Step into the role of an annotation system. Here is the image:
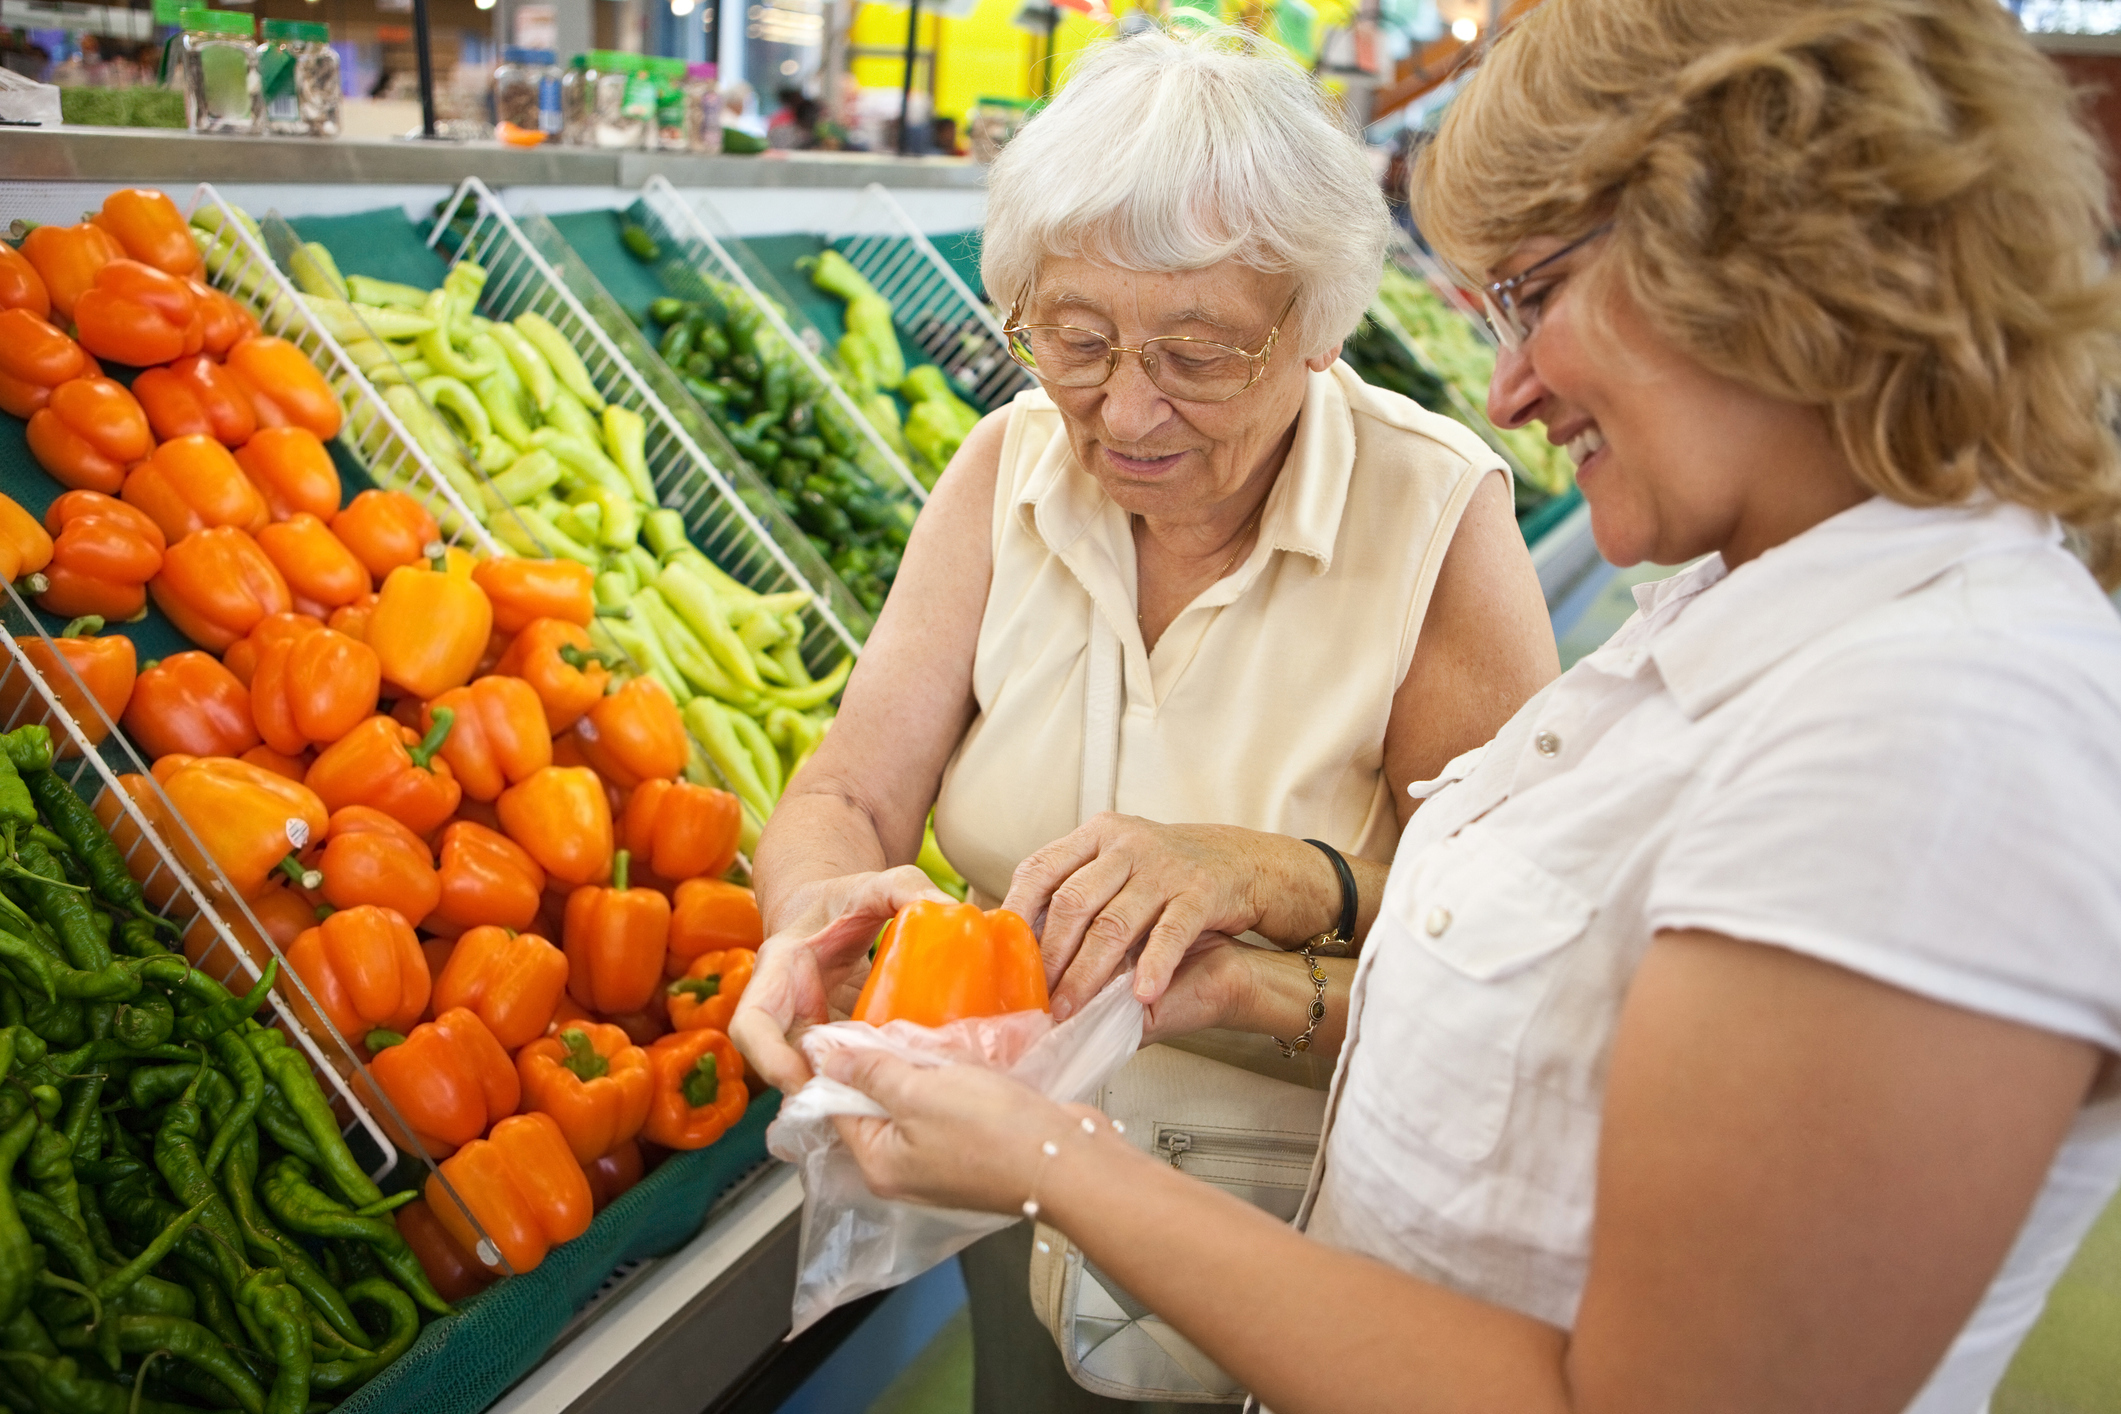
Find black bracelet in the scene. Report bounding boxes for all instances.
[1302,838,1358,951]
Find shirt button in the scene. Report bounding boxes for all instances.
[1534,730,1562,757]
[1424,907,1452,937]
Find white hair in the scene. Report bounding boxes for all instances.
[980,25,1388,359]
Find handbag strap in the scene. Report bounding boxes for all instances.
[1078,606,1123,826]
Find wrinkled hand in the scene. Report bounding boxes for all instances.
[821,1044,1087,1214]
[1002,815,1272,1019]
[1139,934,1254,1046]
[729,864,950,1093]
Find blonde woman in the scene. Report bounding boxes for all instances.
[801,3,2121,1412]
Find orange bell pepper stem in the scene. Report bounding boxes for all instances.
[666,879,763,980]
[851,900,1051,1028]
[422,675,551,804]
[432,821,545,933]
[573,677,688,792]
[0,308,99,421]
[0,491,55,588]
[255,514,371,618]
[431,924,568,1048]
[0,618,139,752]
[365,1005,519,1154]
[330,490,437,581]
[25,376,153,496]
[38,490,163,621]
[224,335,341,440]
[187,279,256,359]
[368,558,493,701]
[495,765,613,889]
[159,755,329,901]
[643,1028,747,1150]
[131,355,258,448]
[584,1137,644,1213]
[92,189,202,279]
[562,849,669,1015]
[0,243,51,320]
[251,625,381,757]
[122,433,271,544]
[666,947,756,1033]
[120,650,258,760]
[19,221,122,324]
[149,525,291,653]
[516,1022,654,1165]
[494,618,609,733]
[221,611,323,687]
[305,712,464,838]
[74,258,203,367]
[396,1197,496,1302]
[623,780,742,887]
[471,558,595,634]
[235,426,340,524]
[284,902,429,1045]
[426,1110,593,1275]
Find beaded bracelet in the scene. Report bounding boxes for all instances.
[1024,1113,1125,1252]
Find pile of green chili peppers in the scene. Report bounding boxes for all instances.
[0,725,450,1414]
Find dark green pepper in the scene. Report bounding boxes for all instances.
[222,1125,369,1350]
[115,1314,267,1414]
[238,1270,313,1414]
[658,319,695,365]
[10,838,110,971]
[110,990,173,1049]
[309,1277,418,1394]
[20,767,170,938]
[244,1030,380,1208]
[258,1158,451,1318]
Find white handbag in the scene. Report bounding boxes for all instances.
[1025,609,1331,1403]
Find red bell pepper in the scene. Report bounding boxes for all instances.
[305,713,463,838]
[131,355,258,447]
[38,491,164,622]
[19,221,122,324]
[366,1005,519,1154]
[424,1111,593,1275]
[642,1029,747,1150]
[73,259,202,367]
[621,780,741,887]
[572,677,688,792]
[122,433,271,544]
[255,514,371,619]
[432,821,546,933]
[0,309,98,421]
[423,675,551,803]
[397,1198,496,1301]
[0,243,50,319]
[225,335,341,441]
[24,377,151,495]
[149,525,291,652]
[431,924,568,1048]
[284,902,430,1044]
[496,765,613,888]
[91,189,202,278]
[234,426,340,524]
[583,1138,644,1213]
[250,625,382,756]
[120,650,258,760]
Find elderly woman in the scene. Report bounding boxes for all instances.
[787,2,2121,1412]
[733,26,1556,1411]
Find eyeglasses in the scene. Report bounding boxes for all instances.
[1003,291,1297,404]
[1479,224,1612,351]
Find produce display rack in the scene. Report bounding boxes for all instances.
[824,181,1034,415]
[635,174,931,506]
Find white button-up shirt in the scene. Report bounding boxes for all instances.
[1301,496,2121,1413]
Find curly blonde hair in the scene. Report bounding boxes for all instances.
[1415,0,2121,584]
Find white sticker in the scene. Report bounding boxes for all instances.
[476,1239,501,1266]
[284,818,310,850]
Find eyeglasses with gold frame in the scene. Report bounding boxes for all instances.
[1002,291,1298,404]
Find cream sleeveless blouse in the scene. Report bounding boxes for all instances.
[932,361,1503,903]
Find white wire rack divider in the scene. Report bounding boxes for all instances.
[823,182,1032,415]
[430,177,870,671]
[638,175,929,505]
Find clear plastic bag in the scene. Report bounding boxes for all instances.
[766,975,1146,1333]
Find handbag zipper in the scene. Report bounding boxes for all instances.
[1154,1127,1317,1170]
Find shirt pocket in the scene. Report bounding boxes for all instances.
[1367,827,1593,1164]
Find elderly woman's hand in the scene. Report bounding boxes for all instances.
[729,864,952,1093]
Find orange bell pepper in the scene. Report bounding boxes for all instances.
[602,993,670,1049]
[331,490,436,581]
[187,280,257,359]
[516,1022,653,1164]
[365,1005,518,1154]
[122,434,270,544]
[255,514,370,618]
[327,593,377,644]
[494,619,609,733]
[424,1110,593,1275]
[433,821,545,932]
[396,1197,496,1301]
[368,556,493,701]
[121,651,257,760]
[91,189,202,278]
[38,491,163,621]
[19,221,122,324]
[666,879,763,980]
[251,625,380,757]
[240,744,312,781]
[222,612,323,687]
[583,1137,644,1213]
[283,902,429,1043]
[305,713,462,838]
[224,335,341,441]
[430,924,567,1048]
[0,617,137,751]
[25,376,152,495]
[572,677,688,792]
[471,558,595,634]
[642,1028,747,1150]
[0,243,50,319]
[422,675,550,803]
[0,492,54,587]
[149,526,290,653]
[497,766,612,889]
[234,426,340,524]
[622,780,741,887]
[159,755,329,900]
[548,991,594,1033]
[0,309,98,421]
[666,947,755,1033]
[131,355,257,448]
[563,851,668,1016]
[852,900,1050,1028]
[310,806,440,926]
[74,259,202,367]
[183,879,313,991]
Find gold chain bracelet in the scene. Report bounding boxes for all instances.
[1272,941,1331,1057]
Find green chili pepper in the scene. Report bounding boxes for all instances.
[114,1313,267,1414]
[618,222,660,262]
[254,1079,323,1169]
[0,727,51,773]
[150,1064,251,1297]
[415,288,495,382]
[244,1031,381,1208]
[763,653,853,710]
[347,275,430,310]
[0,1353,196,1414]
[15,1188,98,1284]
[600,404,656,504]
[173,959,276,1044]
[309,1277,419,1394]
[487,320,556,414]
[237,1269,313,1414]
[170,1261,247,1354]
[221,1124,369,1351]
[515,311,605,411]
[60,1071,101,1162]
[204,1030,262,1178]
[0,757,35,837]
[114,917,167,959]
[658,562,765,692]
[658,319,695,365]
[0,1106,42,1325]
[108,991,172,1050]
[96,1201,206,1304]
[11,839,109,971]
[475,367,534,451]
[27,1109,83,1233]
[0,927,60,1002]
[258,1158,452,1318]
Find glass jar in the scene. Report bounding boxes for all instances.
[295,24,341,137]
[589,50,647,150]
[682,62,720,153]
[493,46,555,135]
[260,20,339,137]
[559,54,594,146]
[651,57,688,151]
[178,7,260,135]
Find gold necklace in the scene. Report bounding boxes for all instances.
[1135,496,1268,622]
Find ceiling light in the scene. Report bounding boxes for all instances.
[1450,16,1477,41]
